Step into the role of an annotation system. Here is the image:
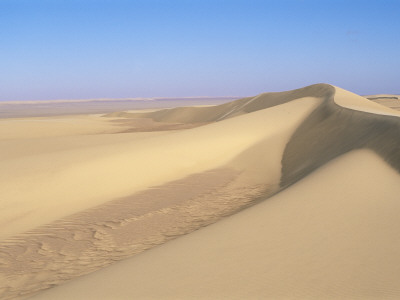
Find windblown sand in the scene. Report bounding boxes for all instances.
[1,84,400,299]
[31,150,400,300]
[366,94,400,111]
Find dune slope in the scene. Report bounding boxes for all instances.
[31,150,400,300]
[281,86,400,187]
[106,83,400,188]
[0,97,320,299]
[1,84,400,299]
[104,83,334,123]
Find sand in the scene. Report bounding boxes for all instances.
[0,97,319,240]
[31,150,400,300]
[334,88,400,116]
[1,84,400,299]
[365,94,400,111]
[0,97,237,118]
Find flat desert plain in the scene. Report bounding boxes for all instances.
[1,84,400,299]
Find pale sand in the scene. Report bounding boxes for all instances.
[0,97,320,299]
[0,97,319,241]
[1,84,400,299]
[333,87,400,116]
[30,149,400,300]
[0,97,237,118]
[0,114,131,140]
[0,131,167,161]
[365,94,400,111]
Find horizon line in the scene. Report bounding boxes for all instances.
[0,95,245,105]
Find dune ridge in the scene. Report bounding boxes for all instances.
[106,83,400,187]
[32,149,400,300]
[281,85,400,187]
[0,96,320,299]
[1,84,400,299]
[104,84,334,123]
[31,149,400,300]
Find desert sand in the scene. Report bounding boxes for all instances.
[1,84,400,299]
[30,149,400,300]
[0,97,237,118]
[366,94,400,111]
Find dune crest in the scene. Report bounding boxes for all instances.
[334,87,400,116]
[1,84,400,299]
[31,149,400,300]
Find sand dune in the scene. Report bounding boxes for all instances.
[31,150,400,300]
[0,97,319,239]
[1,84,400,299]
[366,94,400,111]
[103,83,335,123]
[0,97,237,118]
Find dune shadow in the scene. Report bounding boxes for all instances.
[281,87,400,188]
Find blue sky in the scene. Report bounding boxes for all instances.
[1,0,399,100]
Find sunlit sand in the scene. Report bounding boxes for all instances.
[1,84,400,299]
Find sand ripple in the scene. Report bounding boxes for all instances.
[0,168,270,300]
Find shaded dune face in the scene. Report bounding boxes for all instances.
[0,169,269,300]
[2,84,400,300]
[121,82,400,189]
[281,86,400,188]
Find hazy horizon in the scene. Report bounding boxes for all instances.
[0,95,242,103]
[1,88,398,104]
[1,0,399,101]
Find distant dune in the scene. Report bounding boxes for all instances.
[366,94,400,111]
[0,96,238,118]
[1,84,400,299]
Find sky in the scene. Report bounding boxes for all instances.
[1,0,399,101]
